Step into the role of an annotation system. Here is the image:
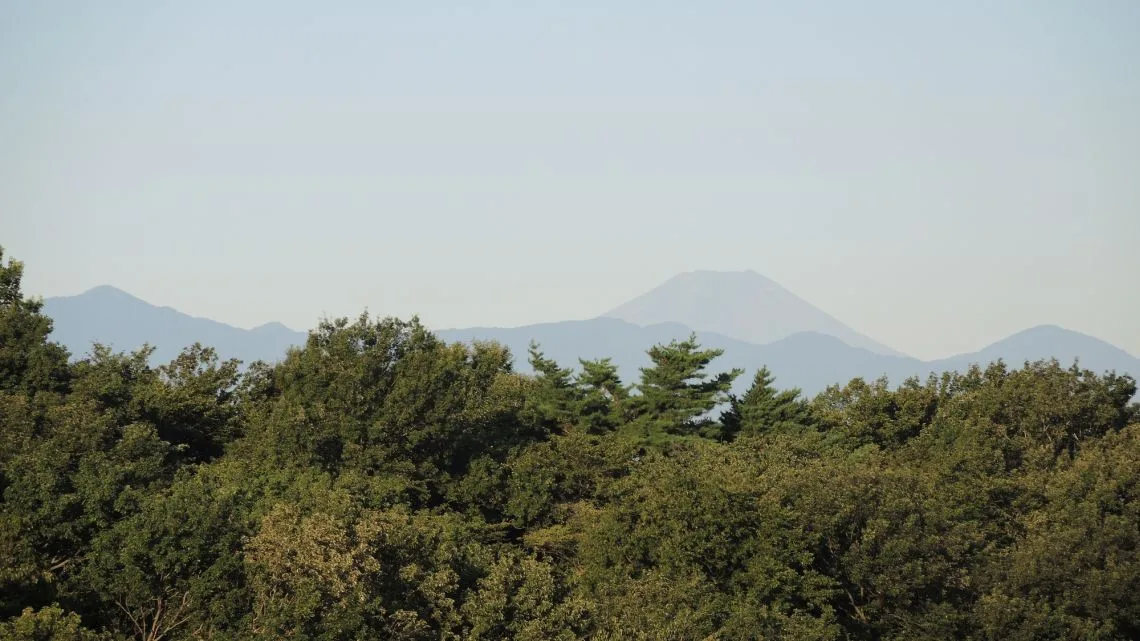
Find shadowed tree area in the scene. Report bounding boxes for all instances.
[2,249,1139,640]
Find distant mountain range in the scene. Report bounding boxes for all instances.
[42,273,1140,397]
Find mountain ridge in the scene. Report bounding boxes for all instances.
[44,285,306,365]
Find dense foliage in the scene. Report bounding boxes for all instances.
[2,248,1138,640]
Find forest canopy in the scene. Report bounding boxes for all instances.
[1,248,1138,640]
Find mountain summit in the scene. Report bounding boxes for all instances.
[601,270,903,356]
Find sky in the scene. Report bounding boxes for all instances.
[2,1,1138,360]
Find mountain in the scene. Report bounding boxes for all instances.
[929,325,1140,381]
[602,270,904,356]
[932,324,1135,369]
[41,285,1140,398]
[43,286,307,366]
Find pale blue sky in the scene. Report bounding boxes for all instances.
[2,1,1138,359]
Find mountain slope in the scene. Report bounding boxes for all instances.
[601,270,904,356]
[43,286,307,365]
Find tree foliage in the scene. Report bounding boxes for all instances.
[2,251,1139,639]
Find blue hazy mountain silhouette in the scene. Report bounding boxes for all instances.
[602,270,905,356]
[43,281,1140,397]
[43,285,307,366]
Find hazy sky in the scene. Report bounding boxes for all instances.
[3,1,1138,360]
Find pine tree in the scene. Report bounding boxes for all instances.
[576,357,629,433]
[631,333,742,438]
[721,366,813,440]
[525,342,580,431]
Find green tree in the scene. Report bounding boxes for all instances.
[244,502,511,639]
[973,424,1140,640]
[79,464,254,641]
[523,343,580,432]
[630,334,742,439]
[0,402,172,613]
[574,358,629,434]
[575,440,840,639]
[504,431,638,529]
[243,314,538,501]
[0,604,109,641]
[461,552,592,640]
[812,375,939,450]
[721,366,813,440]
[0,247,69,395]
[143,344,241,461]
